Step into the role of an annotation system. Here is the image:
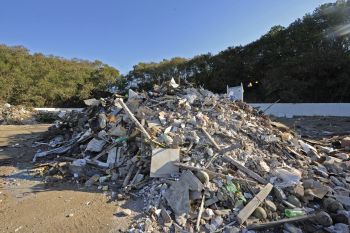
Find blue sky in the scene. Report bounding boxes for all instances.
[0,0,334,74]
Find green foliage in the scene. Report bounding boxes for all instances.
[125,1,350,103]
[0,45,119,107]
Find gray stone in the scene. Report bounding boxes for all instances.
[287,195,302,208]
[205,196,219,207]
[314,211,333,227]
[326,223,349,233]
[120,209,132,216]
[217,190,227,201]
[181,170,204,192]
[265,200,277,212]
[292,184,304,198]
[84,98,100,106]
[214,209,231,216]
[195,170,210,184]
[274,187,287,201]
[253,207,267,219]
[334,153,349,160]
[284,223,303,233]
[330,176,344,187]
[323,198,344,213]
[164,179,190,215]
[333,210,350,225]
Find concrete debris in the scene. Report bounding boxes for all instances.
[31,80,350,232]
[0,103,37,124]
[150,148,179,178]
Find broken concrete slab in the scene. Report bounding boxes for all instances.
[150,148,179,178]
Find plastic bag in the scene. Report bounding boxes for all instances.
[273,167,301,188]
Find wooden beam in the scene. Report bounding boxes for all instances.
[117,98,152,140]
[237,183,273,224]
[247,214,317,230]
[201,127,221,150]
[223,155,268,184]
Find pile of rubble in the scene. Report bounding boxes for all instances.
[33,79,350,232]
[0,103,37,125]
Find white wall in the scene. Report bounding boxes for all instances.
[250,103,350,117]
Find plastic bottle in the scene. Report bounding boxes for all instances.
[284,209,305,218]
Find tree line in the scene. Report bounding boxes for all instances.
[124,1,350,103]
[0,45,119,107]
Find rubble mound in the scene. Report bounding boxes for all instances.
[34,80,350,232]
[0,103,37,125]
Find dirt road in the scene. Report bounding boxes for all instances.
[0,125,141,233]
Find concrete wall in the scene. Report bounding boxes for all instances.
[250,103,350,117]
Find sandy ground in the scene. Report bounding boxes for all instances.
[0,125,142,233]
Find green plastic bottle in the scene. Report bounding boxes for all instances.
[284,209,305,218]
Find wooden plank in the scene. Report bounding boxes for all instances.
[247,214,317,230]
[117,98,152,140]
[237,183,273,224]
[196,195,205,231]
[201,127,221,150]
[223,155,268,184]
[122,164,136,187]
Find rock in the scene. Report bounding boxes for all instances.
[202,208,215,220]
[206,216,223,232]
[287,195,302,208]
[323,198,344,213]
[164,179,190,215]
[292,184,304,198]
[217,190,227,201]
[84,98,100,106]
[325,223,349,233]
[341,137,350,148]
[303,179,317,189]
[330,176,344,187]
[334,153,349,160]
[205,196,219,207]
[314,211,333,227]
[265,200,277,212]
[333,210,350,225]
[284,223,303,233]
[195,170,210,184]
[180,170,204,192]
[214,209,231,216]
[253,207,267,219]
[118,209,132,216]
[274,187,287,201]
